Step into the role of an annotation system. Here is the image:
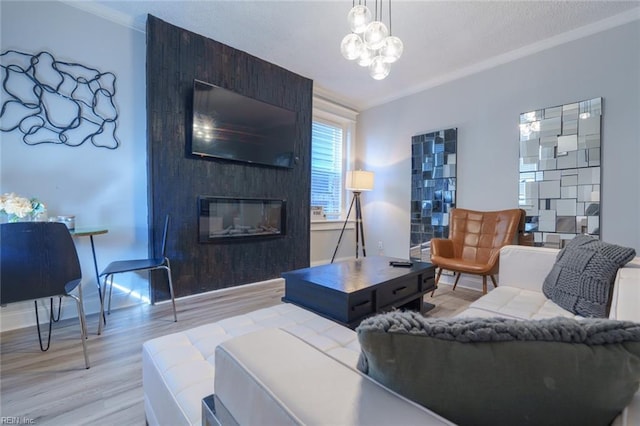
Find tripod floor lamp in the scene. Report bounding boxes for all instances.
[331,170,375,263]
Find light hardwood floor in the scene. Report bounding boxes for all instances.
[0,280,480,425]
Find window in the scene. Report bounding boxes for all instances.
[311,121,343,219]
[310,96,358,223]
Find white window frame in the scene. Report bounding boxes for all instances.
[311,95,358,231]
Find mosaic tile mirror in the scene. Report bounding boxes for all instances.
[410,128,457,261]
[519,97,602,248]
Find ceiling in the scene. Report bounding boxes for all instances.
[68,1,640,111]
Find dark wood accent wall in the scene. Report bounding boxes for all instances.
[146,15,312,302]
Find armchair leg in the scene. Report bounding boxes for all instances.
[452,273,461,291]
[431,268,444,297]
[482,276,488,294]
[490,275,498,288]
[434,268,443,285]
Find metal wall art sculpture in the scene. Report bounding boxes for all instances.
[519,97,602,248]
[0,50,120,149]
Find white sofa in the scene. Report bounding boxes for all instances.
[142,245,640,425]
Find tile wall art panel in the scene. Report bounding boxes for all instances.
[410,128,457,261]
[519,97,601,248]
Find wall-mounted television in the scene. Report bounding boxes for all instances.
[190,79,297,168]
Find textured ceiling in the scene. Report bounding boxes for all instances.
[69,1,640,111]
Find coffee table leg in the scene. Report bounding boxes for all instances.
[423,301,436,313]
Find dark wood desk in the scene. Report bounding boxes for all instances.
[282,256,436,329]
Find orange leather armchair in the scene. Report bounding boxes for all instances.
[430,208,525,294]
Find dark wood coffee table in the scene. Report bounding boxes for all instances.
[282,256,436,329]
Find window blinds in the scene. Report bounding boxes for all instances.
[311,121,343,218]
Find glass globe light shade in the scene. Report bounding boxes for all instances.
[363,21,389,50]
[357,45,376,67]
[347,5,372,34]
[380,36,404,63]
[369,56,391,80]
[340,34,364,60]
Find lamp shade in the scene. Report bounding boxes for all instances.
[345,170,374,191]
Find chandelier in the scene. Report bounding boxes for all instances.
[340,0,403,80]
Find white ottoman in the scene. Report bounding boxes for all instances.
[142,303,360,425]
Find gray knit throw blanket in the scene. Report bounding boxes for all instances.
[356,311,640,345]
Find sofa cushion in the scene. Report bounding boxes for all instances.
[215,328,453,425]
[543,235,636,318]
[457,286,579,320]
[356,311,640,426]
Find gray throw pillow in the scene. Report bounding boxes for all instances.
[543,235,636,317]
[356,311,640,426]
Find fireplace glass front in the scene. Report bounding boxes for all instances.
[198,197,286,242]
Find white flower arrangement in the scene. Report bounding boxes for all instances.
[0,192,47,221]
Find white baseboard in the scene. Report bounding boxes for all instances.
[168,277,285,303]
[1,278,146,333]
[1,296,94,333]
[1,277,287,333]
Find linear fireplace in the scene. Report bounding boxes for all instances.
[198,196,286,243]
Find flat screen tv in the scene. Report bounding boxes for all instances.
[190,79,297,168]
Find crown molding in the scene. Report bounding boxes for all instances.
[58,0,143,32]
[363,8,640,110]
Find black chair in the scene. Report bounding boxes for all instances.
[98,215,176,334]
[0,222,90,369]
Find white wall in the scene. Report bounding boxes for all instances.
[1,1,148,331]
[357,19,640,290]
